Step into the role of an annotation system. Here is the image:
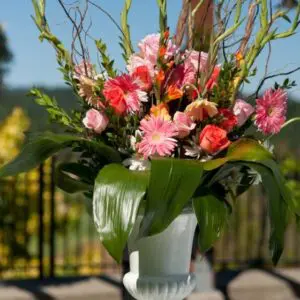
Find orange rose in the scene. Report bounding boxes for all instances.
[199,125,230,154]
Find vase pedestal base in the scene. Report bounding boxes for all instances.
[123,272,196,300]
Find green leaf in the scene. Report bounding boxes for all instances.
[93,164,149,263]
[156,0,167,32]
[242,162,288,265]
[55,163,92,194]
[262,159,300,215]
[140,158,203,237]
[120,0,133,61]
[296,215,300,231]
[202,138,274,171]
[193,192,229,253]
[0,132,121,178]
[282,15,292,23]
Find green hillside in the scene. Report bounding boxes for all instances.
[1,87,300,152]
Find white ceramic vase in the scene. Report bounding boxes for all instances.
[123,210,197,300]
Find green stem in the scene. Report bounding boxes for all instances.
[266,117,300,141]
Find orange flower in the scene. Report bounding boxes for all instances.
[150,103,171,121]
[166,60,175,68]
[159,46,167,58]
[156,70,165,83]
[185,99,218,121]
[235,51,243,62]
[166,85,183,101]
[164,30,170,39]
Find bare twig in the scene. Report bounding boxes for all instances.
[57,0,88,74]
[253,66,300,98]
[87,0,125,37]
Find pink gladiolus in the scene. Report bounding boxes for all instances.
[137,116,178,158]
[138,34,177,65]
[255,88,287,135]
[173,112,196,138]
[185,50,208,72]
[83,109,108,134]
[167,61,196,89]
[127,33,178,79]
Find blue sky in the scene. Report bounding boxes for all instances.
[1,0,300,98]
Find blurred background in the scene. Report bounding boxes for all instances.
[0,1,300,299]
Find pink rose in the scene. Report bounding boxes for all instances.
[83,109,108,134]
[233,99,255,126]
[174,112,196,138]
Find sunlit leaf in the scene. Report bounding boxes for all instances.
[93,164,149,263]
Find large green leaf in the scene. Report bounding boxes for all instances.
[55,163,92,194]
[242,162,288,265]
[202,138,273,171]
[0,132,121,178]
[262,159,300,216]
[93,164,149,263]
[193,193,229,253]
[140,158,203,237]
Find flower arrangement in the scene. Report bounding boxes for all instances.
[1,0,300,265]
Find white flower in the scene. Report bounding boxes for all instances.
[123,158,151,171]
[130,130,142,151]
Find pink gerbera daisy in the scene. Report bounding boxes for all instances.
[137,116,178,158]
[103,74,148,115]
[255,88,288,135]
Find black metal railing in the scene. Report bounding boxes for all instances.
[0,158,119,280]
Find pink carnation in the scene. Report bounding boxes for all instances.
[103,74,148,115]
[137,116,178,158]
[173,112,196,138]
[233,99,255,126]
[83,109,108,134]
[255,88,287,135]
[127,54,155,78]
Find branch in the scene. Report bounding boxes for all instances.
[175,0,190,47]
[57,0,88,73]
[87,0,125,37]
[254,66,300,98]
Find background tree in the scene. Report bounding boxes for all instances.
[0,25,13,91]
